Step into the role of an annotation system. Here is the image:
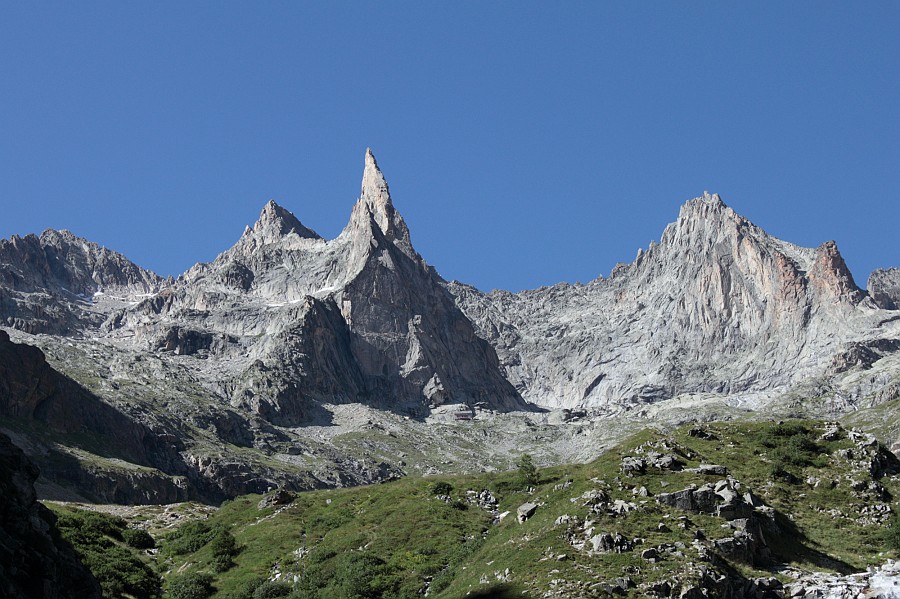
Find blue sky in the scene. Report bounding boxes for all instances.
[1,3,897,292]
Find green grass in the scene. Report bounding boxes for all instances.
[57,419,900,598]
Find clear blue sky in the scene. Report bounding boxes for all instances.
[1,3,897,292]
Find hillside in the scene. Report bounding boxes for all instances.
[57,420,900,598]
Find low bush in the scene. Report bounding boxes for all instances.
[430,481,453,496]
[123,528,156,549]
[54,508,159,599]
[167,572,215,599]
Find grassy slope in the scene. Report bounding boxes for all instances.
[141,420,899,598]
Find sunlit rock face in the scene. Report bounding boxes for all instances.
[450,193,897,409]
[9,149,526,424]
[4,155,900,418]
[869,268,900,310]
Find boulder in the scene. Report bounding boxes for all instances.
[517,502,537,523]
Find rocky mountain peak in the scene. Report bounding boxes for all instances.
[671,192,743,233]
[361,148,389,206]
[349,148,413,253]
[809,239,862,301]
[249,200,321,242]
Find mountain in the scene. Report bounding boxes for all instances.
[104,148,525,423]
[0,229,164,335]
[1,151,900,504]
[449,193,900,412]
[0,150,531,502]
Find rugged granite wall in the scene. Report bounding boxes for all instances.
[1,152,900,504]
[0,229,163,334]
[869,268,900,310]
[0,431,100,599]
[449,194,899,409]
[102,149,525,421]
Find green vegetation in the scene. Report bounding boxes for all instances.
[516,453,539,489]
[167,572,216,599]
[50,419,900,597]
[429,481,452,496]
[123,528,156,549]
[50,505,160,599]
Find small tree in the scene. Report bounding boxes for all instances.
[517,453,539,488]
[209,528,239,572]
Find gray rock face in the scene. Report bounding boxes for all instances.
[3,151,900,504]
[0,229,164,334]
[0,431,101,598]
[100,149,524,421]
[449,193,900,409]
[869,268,900,310]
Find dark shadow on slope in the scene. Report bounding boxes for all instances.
[765,509,856,574]
[0,331,197,501]
[465,584,522,598]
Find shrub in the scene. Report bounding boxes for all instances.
[54,508,159,599]
[163,520,215,556]
[335,552,397,599]
[517,453,539,488]
[883,514,900,551]
[769,462,800,484]
[167,572,215,599]
[253,580,293,598]
[430,481,453,496]
[123,528,156,549]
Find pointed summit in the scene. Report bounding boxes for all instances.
[252,200,321,242]
[348,148,413,254]
[361,147,392,209]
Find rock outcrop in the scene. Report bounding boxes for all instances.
[869,268,900,311]
[0,431,100,598]
[2,151,900,505]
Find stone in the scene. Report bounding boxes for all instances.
[621,456,646,474]
[641,547,660,560]
[689,464,728,476]
[517,502,537,523]
[258,489,295,509]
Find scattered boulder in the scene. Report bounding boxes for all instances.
[688,464,728,476]
[517,502,537,523]
[656,479,754,521]
[641,547,660,561]
[621,456,646,474]
[590,532,633,553]
[688,427,716,440]
[258,489,295,509]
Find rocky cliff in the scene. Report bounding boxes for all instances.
[0,431,100,598]
[449,193,900,410]
[101,149,525,422]
[0,229,164,335]
[869,268,900,311]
